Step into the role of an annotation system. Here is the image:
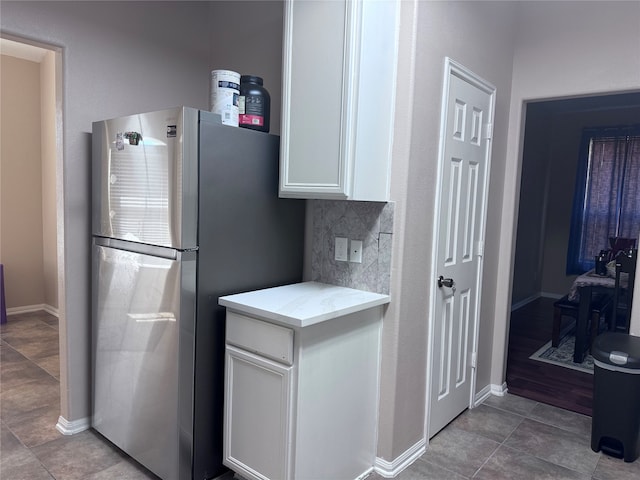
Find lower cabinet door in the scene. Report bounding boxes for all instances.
[224,345,293,480]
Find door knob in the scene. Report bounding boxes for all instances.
[438,276,455,289]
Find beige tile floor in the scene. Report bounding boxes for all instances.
[379,394,640,480]
[1,311,160,479]
[2,311,640,479]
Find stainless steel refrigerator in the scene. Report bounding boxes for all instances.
[91,107,304,479]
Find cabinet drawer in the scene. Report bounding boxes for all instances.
[226,311,294,365]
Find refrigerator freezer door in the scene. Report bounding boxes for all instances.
[92,107,198,249]
[92,242,196,480]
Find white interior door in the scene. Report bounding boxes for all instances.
[428,59,495,438]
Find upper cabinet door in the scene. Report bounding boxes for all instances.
[280,0,399,201]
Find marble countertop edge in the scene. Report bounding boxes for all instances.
[219,281,390,328]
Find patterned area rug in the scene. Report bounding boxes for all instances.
[529,333,594,374]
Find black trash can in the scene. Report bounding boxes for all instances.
[591,332,640,462]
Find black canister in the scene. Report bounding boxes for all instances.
[239,75,270,133]
[595,249,609,275]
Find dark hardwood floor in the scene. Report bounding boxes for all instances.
[506,296,594,416]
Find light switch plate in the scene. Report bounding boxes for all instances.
[335,237,348,262]
[350,240,363,263]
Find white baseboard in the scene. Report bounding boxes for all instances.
[374,438,426,478]
[490,382,508,396]
[473,383,494,407]
[7,304,59,317]
[42,304,59,317]
[56,415,90,435]
[373,382,509,478]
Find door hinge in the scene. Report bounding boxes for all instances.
[475,240,484,257]
[483,122,493,140]
[471,352,478,369]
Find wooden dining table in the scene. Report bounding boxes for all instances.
[568,269,618,363]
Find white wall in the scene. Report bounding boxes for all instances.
[493,0,640,385]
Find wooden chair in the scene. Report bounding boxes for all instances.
[611,249,637,333]
[552,293,612,349]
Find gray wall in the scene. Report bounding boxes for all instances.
[382,0,640,463]
[511,106,550,305]
[1,0,286,427]
[4,0,640,470]
[1,0,212,423]
[206,1,284,135]
[379,0,518,461]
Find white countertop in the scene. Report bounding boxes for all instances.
[218,281,390,328]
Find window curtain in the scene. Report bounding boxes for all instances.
[567,125,640,274]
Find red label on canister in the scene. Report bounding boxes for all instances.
[239,114,264,127]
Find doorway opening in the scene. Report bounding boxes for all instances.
[0,34,66,422]
[506,92,640,416]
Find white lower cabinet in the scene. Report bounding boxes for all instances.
[221,284,386,480]
[224,346,293,480]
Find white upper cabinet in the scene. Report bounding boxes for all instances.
[279,0,399,201]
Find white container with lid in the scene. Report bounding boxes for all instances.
[210,69,240,127]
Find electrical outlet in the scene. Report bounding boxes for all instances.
[335,237,348,262]
[350,240,363,263]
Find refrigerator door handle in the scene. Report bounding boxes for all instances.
[93,236,187,260]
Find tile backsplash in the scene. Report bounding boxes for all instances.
[310,200,394,294]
